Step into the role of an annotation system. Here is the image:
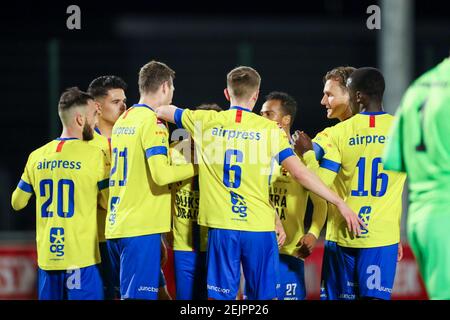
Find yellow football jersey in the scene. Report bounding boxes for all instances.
[309,127,347,243]
[88,129,111,242]
[270,155,327,256]
[170,140,208,252]
[106,104,195,239]
[105,104,172,239]
[11,138,110,270]
[314,112,406,248]
[175,106,294,232]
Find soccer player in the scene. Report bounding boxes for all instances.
[87,75,127,299]
[260,91,327,300]
[170,103,222,300]
[105,60,196,300]
[383,55,450,299]
[294,67,406,300]
[294,66,356,300]
[11,87,109,300]
[156,66,364,300]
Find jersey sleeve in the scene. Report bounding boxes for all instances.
[143,116,196,186]
[306,128,340,186]
[314,128,342,174]
[175,108,208,136]
[11,154,35,211]
[308,191,327,238]
[141,116,170,158]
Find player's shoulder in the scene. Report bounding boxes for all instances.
[27,140,57,162]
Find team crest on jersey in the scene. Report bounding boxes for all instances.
[230,191,247,218]
[109,197,120,226]
[50,227,65,257]
[357,206,372,237]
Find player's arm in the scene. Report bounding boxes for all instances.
[296,192,327,258]
[308,192,327,238]
[11,180,33,211]
[147,154,197,186]
[11,157,34,211]
[156,105,178,124]
[293,130,337,186]
[281,155,363,236]
[143,113,197,186]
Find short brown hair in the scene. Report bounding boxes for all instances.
[59,87,93,112]
[58,87,93,124]
[139,60,175,94]
[323,66,356,91]
[227,66,261,100]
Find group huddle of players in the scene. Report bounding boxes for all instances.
[11,60,416,300]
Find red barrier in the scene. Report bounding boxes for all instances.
[0,245,37,300]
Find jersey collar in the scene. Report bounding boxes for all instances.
[360,111,387,115]
[230,106,252,112]
[55,137,79,141]
[132,103,155,112]
[94,127,101,135]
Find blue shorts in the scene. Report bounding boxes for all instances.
[38,264,103,300]
[277,254,306,300]
[320,240,345,300]
[174,250,207,300]
[207,228,279,300]
[107,233,161,300]
[99,241,117,300]
[338,243,399,300]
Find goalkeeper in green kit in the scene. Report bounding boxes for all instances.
[383,55,450,300]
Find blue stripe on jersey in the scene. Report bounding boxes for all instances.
[320,158,341,173]
[55,137,79,141]
[97,178,109,191]
[313,142,325,161]
[229,106,252,112]
[145,146,168,158]
[360,111,387,115]
[275,148,295,164]
[94,127,101,135]
[18,179,33,193]
[174,108,185,129]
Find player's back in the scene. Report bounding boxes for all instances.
[180,106,293,232]
[397,58,450,207]
[106,105,171,239]
[270,159,309,256]
[329,113,406,247]
[25,138,107,270]
[170,139,207,252]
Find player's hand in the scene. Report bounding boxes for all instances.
[397,242,403,262]
[292,130,313,156]
[275,220,286,248]
[296,233,317,259]
[336,201,366,237]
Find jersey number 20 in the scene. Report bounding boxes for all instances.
[40,179,75,218]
